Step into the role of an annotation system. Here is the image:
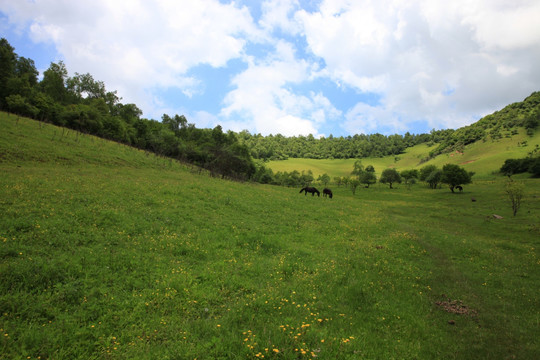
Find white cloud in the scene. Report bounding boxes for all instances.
[297,0,540,132]
[0,0,260,117]
[260,0,302,34]
[1,0,539,136]
[219,38,342,136]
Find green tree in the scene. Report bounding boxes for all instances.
[528,157,540,177]
[441,164,472,192]
[301,170,314,186]
[15,56,39,87]
[318,173,330,187]
[505,181,524,216]
[420,165,438,182]
[379,168,401,189]
[350,179,360,195]
[40,61,68,103]
[0,38,17,109]
[351,160,364,179]
[162,114,187,135]
[66,72,107,102]
[400,169,419,184]
[360,165,377,188]
[425,169,442,189]
[5,94,39,118]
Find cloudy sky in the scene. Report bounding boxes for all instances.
[1,0,539,137]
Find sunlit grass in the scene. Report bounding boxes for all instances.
[268,130,540,180]
[1,113,539,359]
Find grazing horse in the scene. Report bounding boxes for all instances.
[456,185,463,192]
[323,188,333,199]
[299,186,320,197]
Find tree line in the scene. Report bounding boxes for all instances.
[0,38,255,180]
[237,92,539,161]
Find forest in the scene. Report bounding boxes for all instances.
[1,37,539,183]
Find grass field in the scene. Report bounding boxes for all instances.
[1,113,539,359]
[267,130,540,180]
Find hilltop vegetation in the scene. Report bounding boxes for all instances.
[0,38,255,181]
[238,92,540,161]
[267,128,540,183]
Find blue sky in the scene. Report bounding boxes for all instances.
[1,0,540,137]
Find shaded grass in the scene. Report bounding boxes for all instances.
[1,113,539,359]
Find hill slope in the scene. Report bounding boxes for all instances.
[268,128,540,179]
[1,113,539,359]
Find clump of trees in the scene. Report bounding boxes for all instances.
[420,165,442,189]
[417,164,473,192]
[500,154,540,178]
[351,161,377,189]
[400,169,419,185]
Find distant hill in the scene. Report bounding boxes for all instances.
[267,95,540,180]
[240,92,540,161]
[428,91,540,157]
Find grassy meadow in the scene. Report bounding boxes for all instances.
[1,112,539,359]
[268,129,540,180]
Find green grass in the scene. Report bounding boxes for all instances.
[1,113,539,359]
[268,130,540,180]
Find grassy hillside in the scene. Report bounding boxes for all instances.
[1,113,539,359]
[268,129,540,180]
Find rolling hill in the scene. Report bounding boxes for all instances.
[268,128,540,180]
[267,92,540,180]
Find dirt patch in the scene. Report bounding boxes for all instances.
[435,296,478,317]
[460,160,476,164]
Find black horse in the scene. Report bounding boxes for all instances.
[299,186,320,197]
[456,185,463,192]
[323,188,333,198]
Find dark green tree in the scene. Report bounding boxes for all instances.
[379,168,401,189]
[400,169,419,184]
[0,38,17,109]
[350,179,360,195]
[528,157,540,177]
[360,165,377,188]
[318,173,331,187]
[40,61,68,103]
[425,169,442,189]
[441,164,472,192]
[500,159,522,179]
[420,165,438,182]
[5,94,39,118]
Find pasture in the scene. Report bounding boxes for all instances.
[1,113,539,359]
[267,129,540,180]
